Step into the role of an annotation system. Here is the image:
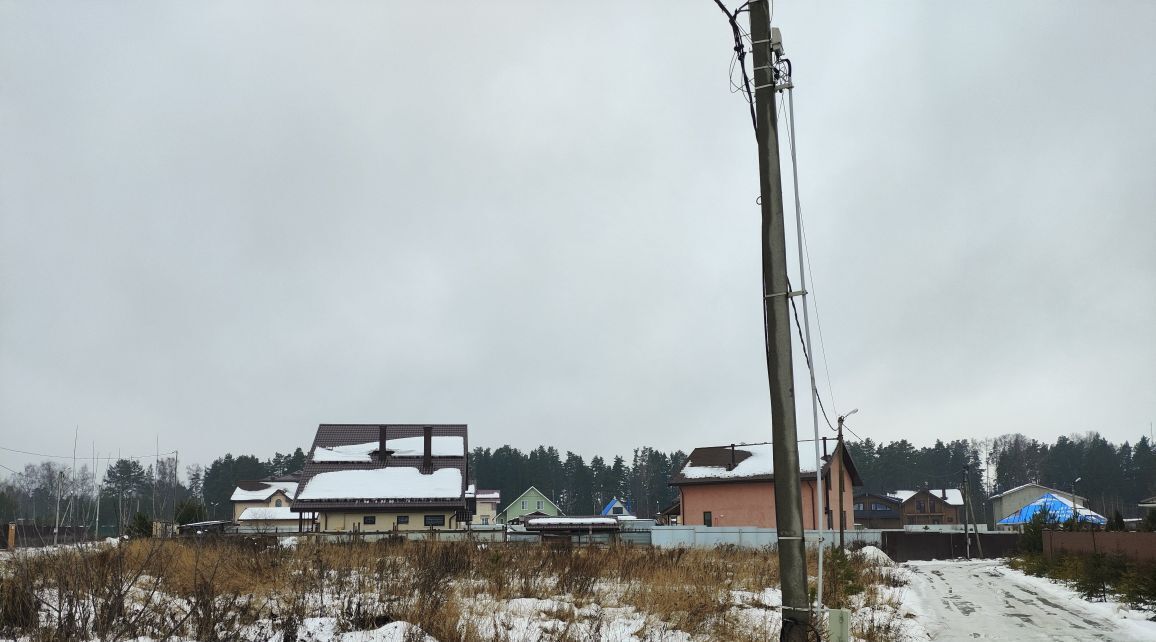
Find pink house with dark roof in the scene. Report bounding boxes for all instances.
[669,441,861,529]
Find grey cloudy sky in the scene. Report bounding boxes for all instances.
[2,2,1154,472]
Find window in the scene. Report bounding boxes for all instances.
[396,515,410,525]
[930,501,938,513]
[481,516,489,525]
[871,503,889,511]
[612,507,624,515]
[536,500,543,511]
[703,511,713,527]
[275,499,282,507]
[916,500,925,513]
[854,503,865,511]
[363,516,376,525]
[521,500,527,510]
[424,514,446,527]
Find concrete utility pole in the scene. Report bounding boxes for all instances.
[748,4,810,639]
[962,466,972,560]
[836,410,857,549]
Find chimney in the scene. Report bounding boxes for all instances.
[379,425,388,463]
[728,444,736,471]
[423,426,433,472]
[941,489,947,500]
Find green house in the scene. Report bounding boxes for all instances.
[498,486,563,523]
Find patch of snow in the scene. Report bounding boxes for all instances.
[230,481,297,501]
[525,517,617,526]
[681,443,819,480]
[238,506,303,521]
[890,489,964,506]
[856,545,894,566]
[386,436,464,457]
[313,442,378,462]
[298,467,462,500]
[313,437,465,462]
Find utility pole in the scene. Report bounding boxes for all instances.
[836,416,847,549]
[748,4,810,639]
[836,411,855,548]
[54,470,64,546]
[962,466,972,560]
[964,464,983,558]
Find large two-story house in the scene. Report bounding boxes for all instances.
[668,440,860,529]
[290,424,470,532]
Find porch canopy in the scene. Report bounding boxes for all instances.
[997,493,1106,525]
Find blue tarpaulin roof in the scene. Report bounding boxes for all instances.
[997,492,1107,525]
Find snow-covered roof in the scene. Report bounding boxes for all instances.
[230,481,297,502]
[526,517,617,526]
[676,443,819,481]
[891,489,964,507]
[465,483,496,499]
[238,506,307,521]
[297,467,463,501]
[312,437,465,463]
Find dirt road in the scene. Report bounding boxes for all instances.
[905,559,1150,641]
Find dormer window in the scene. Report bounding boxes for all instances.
[275,499,283,507]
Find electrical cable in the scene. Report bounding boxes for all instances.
[0,445,176,461]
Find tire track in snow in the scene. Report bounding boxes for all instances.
[904,560,1141,641]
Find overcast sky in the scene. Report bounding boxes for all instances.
[1,2,1153,474]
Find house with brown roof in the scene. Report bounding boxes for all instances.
[893,489,966,526]
[290,424,470,532]
[231,476,313,531]
[669,440,861,529]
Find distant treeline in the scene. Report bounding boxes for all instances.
[848,433,1156,520]
[3,432,1152,526]
[469,446,687,518]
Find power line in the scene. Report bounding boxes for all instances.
[0,445,176,461]
[781,94,840,415]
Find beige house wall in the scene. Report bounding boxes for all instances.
[319,510,460,532]
[232,490,293,522]
[471,499,499,525]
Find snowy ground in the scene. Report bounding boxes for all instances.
[904,559,1156,641]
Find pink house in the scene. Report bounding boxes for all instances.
[670,441,861,529]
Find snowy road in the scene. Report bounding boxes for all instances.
[905,559,1154,641]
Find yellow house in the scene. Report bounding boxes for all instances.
[231,477,314,531]
[466,485,501,526]
[291,424,471,532]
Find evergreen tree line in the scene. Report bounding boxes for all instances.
[469,446,687,518]
[847,432,1156,520]
[6,430,1150,529]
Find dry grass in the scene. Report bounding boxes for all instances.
[0,537,905,641]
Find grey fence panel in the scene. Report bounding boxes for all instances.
[651,526,886,549]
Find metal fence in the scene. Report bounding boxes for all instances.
[650,526,883,549]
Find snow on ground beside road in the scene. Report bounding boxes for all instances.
[993,564,1156,641]
[904,559,1156,641]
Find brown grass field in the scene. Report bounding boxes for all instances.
[0,537,910,642]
